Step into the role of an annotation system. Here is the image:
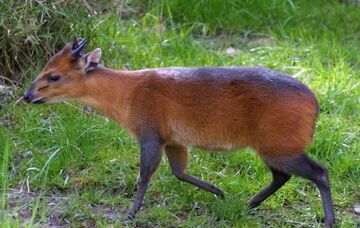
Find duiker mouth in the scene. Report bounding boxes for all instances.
[31,97,47,104]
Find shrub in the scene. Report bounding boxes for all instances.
[0,1,104,81]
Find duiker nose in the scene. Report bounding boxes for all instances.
[23,90,33,103]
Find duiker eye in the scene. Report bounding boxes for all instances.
[48,75,61,82]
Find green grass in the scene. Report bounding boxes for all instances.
[1,0,360,227]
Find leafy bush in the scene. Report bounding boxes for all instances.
[0,1,103,81]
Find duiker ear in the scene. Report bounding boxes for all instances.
[83,48,102,72]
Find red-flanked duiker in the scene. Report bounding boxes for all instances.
[24,38,335,227]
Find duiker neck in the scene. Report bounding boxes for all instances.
[78,66,144,125]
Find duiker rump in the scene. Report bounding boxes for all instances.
[24,38,334,227]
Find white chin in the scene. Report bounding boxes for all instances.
[46,98,66,104]
[49,97,75,104]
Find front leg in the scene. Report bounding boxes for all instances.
[128,134,164,218]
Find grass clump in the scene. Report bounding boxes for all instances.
[0,0,135,81]
[0,1,88,80]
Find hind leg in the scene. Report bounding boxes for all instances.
[248,167,291,209]
[165,144,224,198]
[268,153,335,228]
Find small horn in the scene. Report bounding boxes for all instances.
[71,38,86,58]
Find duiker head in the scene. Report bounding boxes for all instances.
[23,38,102,104]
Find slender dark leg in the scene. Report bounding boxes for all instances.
[248,167,291,209]
[127,134,163,218]
[165,144,224,198]
[271,153,335,228]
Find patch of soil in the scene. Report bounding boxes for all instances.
[2,188,70,227]
[0,83,16,108]
[1,188,127,227]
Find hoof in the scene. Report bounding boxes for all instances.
[211,186,225,199]
[217,192,225,200]
[127,211,136,219]
[247,200,261,210]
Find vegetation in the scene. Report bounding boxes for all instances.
[1,0,359,226]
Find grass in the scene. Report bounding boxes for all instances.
[1,0,360,227]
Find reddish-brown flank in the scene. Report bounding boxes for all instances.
[76,67,318,160]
